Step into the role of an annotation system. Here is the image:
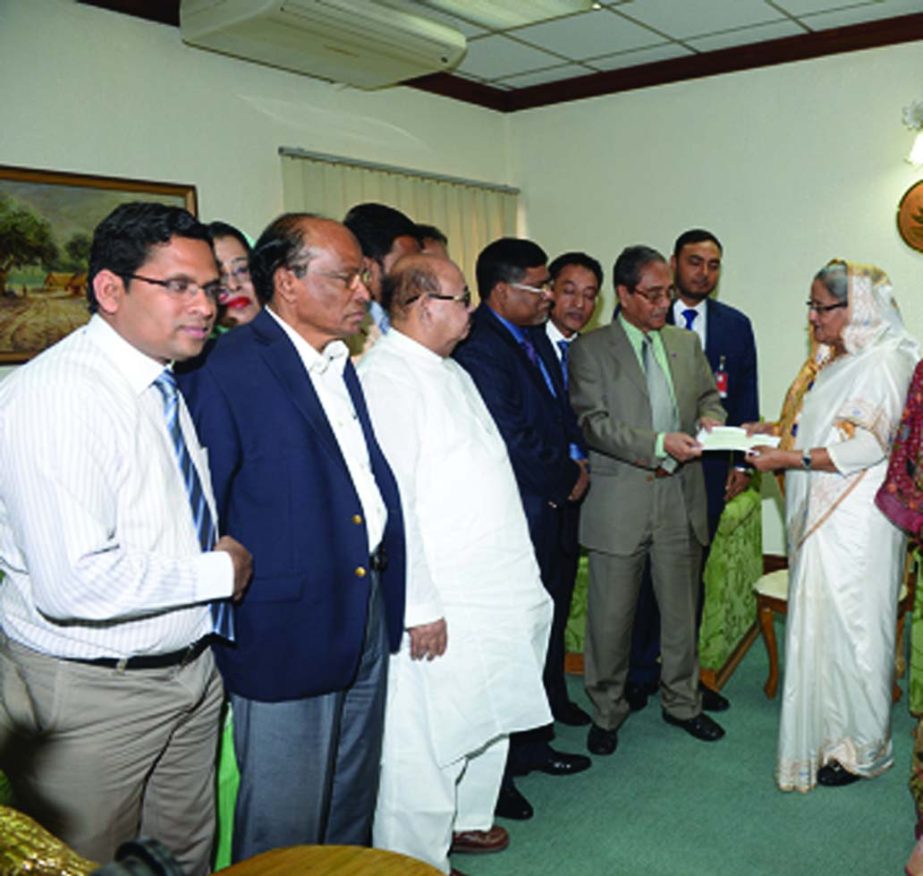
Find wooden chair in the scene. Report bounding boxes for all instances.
[754,549,918,700]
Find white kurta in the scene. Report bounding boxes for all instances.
[777,333,918,792]
[358,329,553,766]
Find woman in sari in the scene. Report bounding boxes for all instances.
[747,260,919,791]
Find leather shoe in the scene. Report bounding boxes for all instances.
[625,682,651,712]
[817,760,861,787]
[587,723,619,756]
[700,682,730,712]
[552,700,592,726]
[494,780,533,820]
[529,746,591,776]
[662,710,725,741]
[450,825,509,855]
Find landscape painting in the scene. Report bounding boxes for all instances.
[0,165,197,363]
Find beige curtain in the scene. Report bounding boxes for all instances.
[280,150,518,300]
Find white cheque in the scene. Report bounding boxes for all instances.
[694,425,780,452]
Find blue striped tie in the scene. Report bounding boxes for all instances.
[154,370,234,641]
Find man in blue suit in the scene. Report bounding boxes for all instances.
[178,214,405,860]
[453,238,591,822]
[626,229,758,712]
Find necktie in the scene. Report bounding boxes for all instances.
[557,339,570,389]
[641,335,678,434]
[682,308,697,330]
[519,334,556,398]
[154,371,234,641]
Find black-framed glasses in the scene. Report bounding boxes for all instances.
[806,300,848,314]
[511,281,553,296]
[127,273,223,300]
[631,285,673,304]
[220,263,251,285]
[405,289,472,307]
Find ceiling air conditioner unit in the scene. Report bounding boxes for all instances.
[179,0,467,89]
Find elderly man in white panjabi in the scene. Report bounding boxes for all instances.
[359,255,552,875]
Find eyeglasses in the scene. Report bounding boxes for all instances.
[290,264,372,288]
[631,285,673,304]
[127,273,223,300]
[806,300,847,314]
[220,263,251,285]
[406,289,472,307]
[511,281,553,296]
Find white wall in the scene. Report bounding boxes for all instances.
[509,43,923,551]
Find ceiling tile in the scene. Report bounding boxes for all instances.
[455,33,564,79]
[511,8,666,60]
[615,0,786,39]
[586,42,695,71]
[769,0,878,15]
[496,62,596,88]
[686,18,806,51]
[801,0,923,29]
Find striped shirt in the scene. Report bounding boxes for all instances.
[0,316,232,659]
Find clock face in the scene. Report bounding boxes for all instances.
[897,180,923,254]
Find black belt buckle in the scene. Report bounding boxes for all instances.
[370,546,388,572]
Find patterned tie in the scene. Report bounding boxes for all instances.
[154,371,234,641]
[519,334,556,398]
[557,339,570,389]
[682,308,697,330]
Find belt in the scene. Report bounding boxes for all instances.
[370,545,388,572]
[64,638,210,671]
[654,466,674,479]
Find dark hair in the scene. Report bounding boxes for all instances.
[86,202,212,313]
[382,259,441,314]
[343,202,417,262]
[249,213,317,304]
[814,260,849,304]
[673,228,723,258]
[476,238,547,299]
[548,251,603,288]
[415,223,448,247]
[206,221,252,256]
[612,245,666,291]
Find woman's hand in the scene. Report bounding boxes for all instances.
[741,421,776,437]
[747,446,797,472]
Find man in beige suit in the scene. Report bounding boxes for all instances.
[568,245,727,756]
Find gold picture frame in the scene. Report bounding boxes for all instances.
[897,179,923,255]
[0,165,198,363]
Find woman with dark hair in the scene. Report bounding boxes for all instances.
[746,260,919,791]
[208,221,261,330]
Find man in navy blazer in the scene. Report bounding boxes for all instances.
[178,214,405,860]
[627,229,758,712]
[453,238,591,821]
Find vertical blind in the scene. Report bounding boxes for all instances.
[280,148,519,299]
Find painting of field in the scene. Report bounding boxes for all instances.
[0,166,196,362]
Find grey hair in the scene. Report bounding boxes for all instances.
[814,261,849,304]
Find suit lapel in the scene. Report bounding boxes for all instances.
[250,311,346,466]
[480,305,555,401]
[610,321,648,398]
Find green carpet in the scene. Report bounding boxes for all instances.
[455,623,916,876]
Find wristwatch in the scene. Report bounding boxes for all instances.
[801,450,812,470]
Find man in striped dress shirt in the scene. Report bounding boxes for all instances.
[0,202,252,874]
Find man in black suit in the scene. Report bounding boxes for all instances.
[626,228,759,713]
[453,238,591,822]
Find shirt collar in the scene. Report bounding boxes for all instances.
[266,306,349,376]
[545,318,573,346]
[673,298,706,318]
[86,314,172,395]
[618,312,657,345]
[489,306,528,343]
[385,327,444,365]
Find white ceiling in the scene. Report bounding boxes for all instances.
[397,0,923,91]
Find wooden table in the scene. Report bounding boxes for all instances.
[220,844,443,875]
